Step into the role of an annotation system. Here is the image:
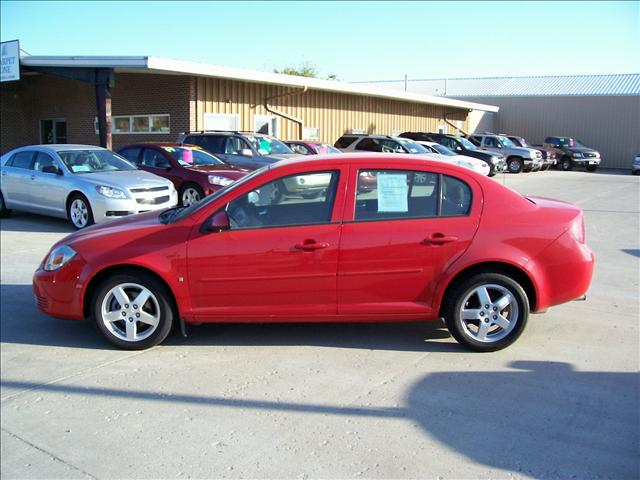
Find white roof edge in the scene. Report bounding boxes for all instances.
[19,55,499,112]
[20,55,150,69]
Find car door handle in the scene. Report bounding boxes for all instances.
[422,233,458,245]
[30,174,36,180]
[295,240,330,251]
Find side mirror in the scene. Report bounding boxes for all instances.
[240,148,253,157]
[201,210,230,234]
[42,165,62,175]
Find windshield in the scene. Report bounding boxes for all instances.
[244,135,293,155]
[162,146,226,166]
[397,139,429,154]
[457,137,477,150]
[59,150,136,174]
[499,136,515,148]
[167,165,269,223]
[431,144,456,156]
[513,137,529,147]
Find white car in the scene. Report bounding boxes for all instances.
[0,144,177,229]
[417,141,491,176]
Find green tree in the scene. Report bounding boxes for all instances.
[274,61,338,81]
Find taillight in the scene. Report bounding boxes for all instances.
[569,215,585,243]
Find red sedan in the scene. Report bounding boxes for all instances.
[33,154,594,352]
[118,143,248,206]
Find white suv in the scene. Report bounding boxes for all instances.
[468,133,543,173]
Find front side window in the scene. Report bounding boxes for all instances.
[142,149,170,168]
[225,137,252,155]
[225,171,339,229]
[355,169,471,221]
[484,137,499,148]
[355,138,383,152]
[162,146,225,166]
[58,150,136,174]
[33,152,58,172]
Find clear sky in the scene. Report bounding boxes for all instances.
[1,1,638,81]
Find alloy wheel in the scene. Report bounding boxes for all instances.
[100,282,161,342]
[70,199,89,228]
[457,283,519,343]
[181,187,201,207]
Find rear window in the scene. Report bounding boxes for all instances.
[335,136,359,149]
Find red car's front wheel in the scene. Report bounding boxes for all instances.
[92,271,174,350]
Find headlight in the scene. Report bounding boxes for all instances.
[44,245,77,271]
[572,152,583,158]
[96,185,127,199]
[208,175,234,186]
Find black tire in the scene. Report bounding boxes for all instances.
[561,157,573,171]
[586,164,598,172]
[444,273,529,352]
[92,271,174,350]
[67,193,94,229]
[507,157,523,174]
[179,183,204,207]
[0,191,12,218]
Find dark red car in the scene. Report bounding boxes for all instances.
[33,154,594,352]
[118,143,248,206]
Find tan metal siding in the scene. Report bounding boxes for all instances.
[193,77,469,143]
[464,95,640,169]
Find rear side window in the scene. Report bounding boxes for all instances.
[355,170,471,221]
[7,151,35,169]
[185,135,226,154]
[355,138,383,152]
[335,136,358,149]
[119,147,142,164]
[468,136,482,147]
[442,175,472,216]
[289,143,312,155]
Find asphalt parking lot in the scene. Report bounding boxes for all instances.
[1,169,638,479]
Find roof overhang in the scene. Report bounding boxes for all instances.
[20,55,500,113]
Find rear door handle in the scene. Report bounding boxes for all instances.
[295,239,330,251]
[422,233,458,245]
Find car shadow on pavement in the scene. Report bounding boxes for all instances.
[622,248,640,258]
[1,283,457,352]
[0,212,74,234]
[169,321,459,352]
[1,361,637,478]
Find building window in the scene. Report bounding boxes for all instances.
[254,115,279,136]
[40,119,67,144]
[302,127,320,140]
[203,113,239,131]
[95,114,170,134]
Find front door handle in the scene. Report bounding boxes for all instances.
[31,174,36,180]
[422,233,458,245]
[295,239,330,251]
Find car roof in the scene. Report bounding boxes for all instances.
[10,144,107,153]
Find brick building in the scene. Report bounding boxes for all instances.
[0,56,498,154]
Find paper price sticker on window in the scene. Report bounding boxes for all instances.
[377,174,408,212]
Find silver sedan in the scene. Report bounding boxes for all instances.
[0,144,177,229]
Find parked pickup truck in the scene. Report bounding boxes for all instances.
[542,136,601,172]
[504,135,556,170]
[467,133,543,174]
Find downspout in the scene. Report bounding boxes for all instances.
[444,110,469,136]
[264,86,308,139]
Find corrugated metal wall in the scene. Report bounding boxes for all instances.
[464,95,640,169]
[193,77,469,143]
